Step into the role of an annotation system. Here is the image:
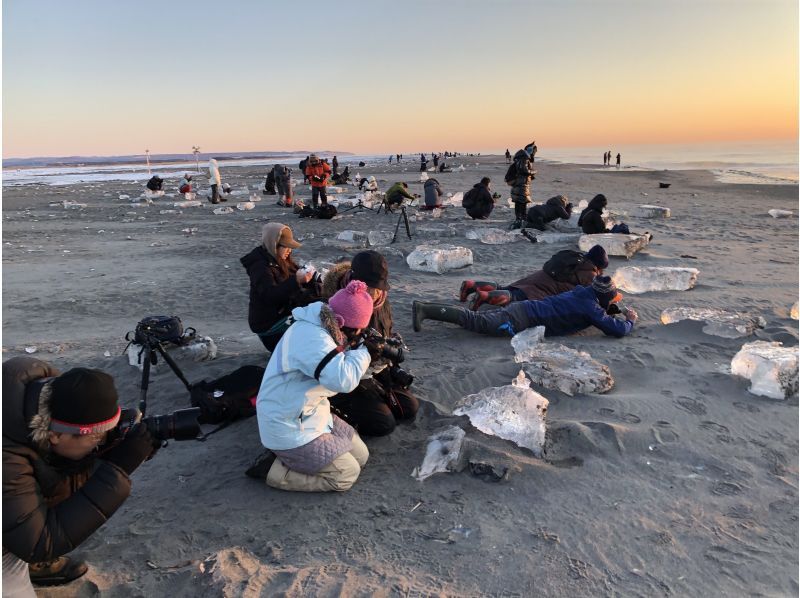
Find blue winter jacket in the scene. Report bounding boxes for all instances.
[256,302,371,451]
[522,285,634,338]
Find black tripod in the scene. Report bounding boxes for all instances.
[340,193,376,213]
[390,206,413,243]
[136,337,193,416]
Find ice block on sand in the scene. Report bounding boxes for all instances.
[731,341,798,400]
[368,230,395,246]
[236,202,255,211]
[465,228,522,245]
[578,233,650,258]
[406,244,473,274]
[174,200,202,208]
[513,340,614,396]
[454,371,548,456]
[635,205,671,218]
[532,231,582,244]
[768,209,793,218]
[791,302,798,320]
[411,426,465,481]
[660,307,766,338]
[613,266,698,294]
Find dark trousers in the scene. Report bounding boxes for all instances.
[459,300,534,336]
[210,184,220,204]
[513,201,527,220]
[526,212,547,231]
[467,205,494,220]
[311,186,328,208]
[329,372,418,437]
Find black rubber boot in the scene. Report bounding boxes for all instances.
[245,450,277,480]
[29,557,88,587]
[412,301,466,332]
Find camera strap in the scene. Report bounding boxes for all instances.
[314,346,344,381]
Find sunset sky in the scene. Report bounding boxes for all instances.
[3,0,797,158]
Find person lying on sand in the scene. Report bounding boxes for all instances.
[458,245,608,309]
[247,281,382,492]
[413,276,637,338]
[526,195,573,231]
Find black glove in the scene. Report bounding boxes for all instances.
[101,423,157,475]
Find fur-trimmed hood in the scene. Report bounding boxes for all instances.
[321,261,351,300]
[291,301,346,346]
[2,356,60,451]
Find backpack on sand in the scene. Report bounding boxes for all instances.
[543,250,586,284]
[315,204,338,219]
[462,187,477,209]
[190,365,265,426]
[504,162,518,185]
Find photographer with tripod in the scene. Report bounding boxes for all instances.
[3,357,160,595]
[321,251,419,437]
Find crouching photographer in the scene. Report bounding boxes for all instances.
[321,251,419,437]
[3,357,160,595]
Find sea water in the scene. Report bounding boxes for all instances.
[3,141,796,186]
[537,139,798,185]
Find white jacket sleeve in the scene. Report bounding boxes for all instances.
[317,346,371,394]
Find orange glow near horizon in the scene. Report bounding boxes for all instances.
[2,0,797,158]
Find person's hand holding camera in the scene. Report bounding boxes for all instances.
[296,268,314,285]
[100,423,158,475]
[625,307,638,323]
[363,335,385,361]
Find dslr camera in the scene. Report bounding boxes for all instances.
[115,406,200,442]
[362,329,415,389]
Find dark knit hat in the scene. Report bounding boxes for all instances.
[586,245,609,269]
[591,275,622,308]
[351,250,390,291]
[49,368,120,435]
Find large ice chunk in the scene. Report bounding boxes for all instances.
[578,233,650,258]
[127,336,217,371]
[407,244,473,274]
[411,426,466,481]
[337,230,368,244]
[417,225,457,238]
[660,307,766,338]
[453,371,548,457]
[613,266,699,294]
[445,192,464,207]
[768,209,793,218]
[549,213,581,231]
[420,172,429,182]
[509,326,546,361]
[532,231,582,244]
[236,201,255,211]
[731,341,799,400]
[465,228,523,244]
[368,230,395,246]
[514,342,614,396]
[635,205,671,218]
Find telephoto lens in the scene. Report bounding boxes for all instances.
[143,407,201,441]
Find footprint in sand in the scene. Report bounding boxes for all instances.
[651,421,679,443]
[733,401,760,413]
[711,481,743,496]
[699,421,729,434]
[674,397,707,416]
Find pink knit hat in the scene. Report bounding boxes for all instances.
[328,280,374,329]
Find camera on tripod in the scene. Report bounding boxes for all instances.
[124,316,202,442]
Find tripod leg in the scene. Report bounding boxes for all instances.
[156,343,194,391]
[403,208,412,239]
[139,350,153,416]
[391,211,403,243]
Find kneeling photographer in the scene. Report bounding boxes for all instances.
[321,251,419,437]
[2,357,160,594]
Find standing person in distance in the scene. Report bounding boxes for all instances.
[332,155,339,177]
[509,141,537,226]
[208,158,225,204]
[616,153,621,169]
[304,155,331,209]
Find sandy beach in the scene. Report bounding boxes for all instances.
[3,156,798,596]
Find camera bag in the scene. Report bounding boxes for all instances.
[190,365,265,425]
